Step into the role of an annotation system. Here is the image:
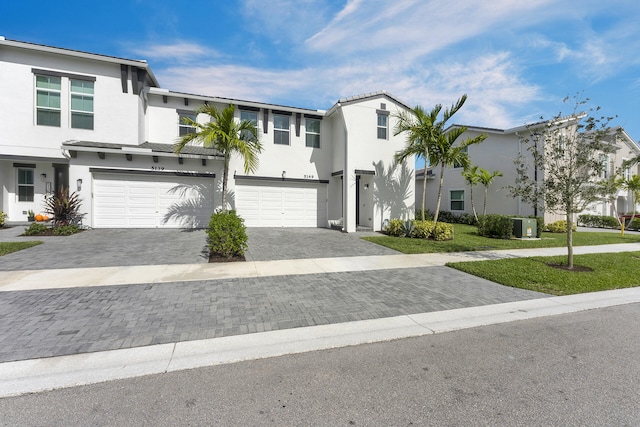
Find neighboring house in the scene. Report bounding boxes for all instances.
[0,37,415,232]
[416,119,640,223]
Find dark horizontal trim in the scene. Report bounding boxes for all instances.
[32,68,96,82]
[272,110,293,116]
[52,163,68,168]
[305,114,323,121]
[13,163,36,169]
[235,175,329,184]
[238,105,261,112]
[176,109,196,115]
[90,168,215,179]
[376,109,390,116]
[331,170,343,176]
[355,169,375,175]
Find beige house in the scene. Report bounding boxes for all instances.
[416,118,640,224]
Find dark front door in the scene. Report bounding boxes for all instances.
[53,164,69,192]
[356,175,360,226]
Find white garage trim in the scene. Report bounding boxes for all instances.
[92,170,216,228]
[235,179,327,227]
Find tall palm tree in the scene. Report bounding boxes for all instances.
[393,105,441,220]
[477,168,503,216]
[429,95,487,223]
[174,104,262,212]
[462,165,480,222]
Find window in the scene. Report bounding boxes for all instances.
[599,154,609,179]
[17,168,34,202]
[70,79,94,129]
[450,190,465,211]
[305,118,320,148]
[274,114,290,145]
[178,112,197,136]
[454,146,468,168]
[240,110,258,140]
[377,113,388,139]
[36,75,61,126]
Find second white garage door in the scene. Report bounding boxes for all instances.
[235,181,327,227]
[93,172,215,228]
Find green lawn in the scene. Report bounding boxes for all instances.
[447,252,640,296]
[0,241,43,256]
[362,224,640,254]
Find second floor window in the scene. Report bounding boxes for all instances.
[377,113,388,139]
[70,79,94,130]
[454,146,468,168]
[240,110,258,140]
[305,118,320,148]
[274,114,290,145]
[178,112,197,136]
[36,75,61,127]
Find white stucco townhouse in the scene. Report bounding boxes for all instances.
[416,118,640,223]
[0,37,415,232]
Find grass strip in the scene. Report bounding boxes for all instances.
[0,241,43,256]
[447,251,640,296]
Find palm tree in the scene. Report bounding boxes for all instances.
[174,104,262,212]
[622,174,640,224]
[429,95,487,223]
[597,175,624,228]
[462,165,480,222]
[477,168,503,216]
[393,105,440,220]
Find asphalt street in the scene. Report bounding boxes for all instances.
[1,303,638,426]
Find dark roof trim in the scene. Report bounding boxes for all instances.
[355,169,375,175]
[305,114,323,121]
[90,168,215,179]
[272,109,293,116]
[376,109,390,116]
[32,68,96,82]
[234,175,329,184]
[13,163,36,169]
[331,170,344,176]
[238,105,261,112]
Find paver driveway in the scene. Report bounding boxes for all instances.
[0,226,398,270]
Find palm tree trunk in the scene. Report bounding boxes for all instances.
[433,164,445,224]
[421,163,428,221]
[470,186,478,222]
[483,186,488,216]
[221,154,230,212]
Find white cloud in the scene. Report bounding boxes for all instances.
[129,42,218,62]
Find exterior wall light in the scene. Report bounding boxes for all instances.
[282,171,286,180]
[40,173,47,182]
[77,179,83,191]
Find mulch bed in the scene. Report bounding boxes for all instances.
[209,254,246,263]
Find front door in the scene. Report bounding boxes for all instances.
[53,164,69,193]
[355,175,360,226]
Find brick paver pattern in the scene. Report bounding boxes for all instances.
[0,267,547,363]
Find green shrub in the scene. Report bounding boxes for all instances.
[385,219,406,237]
[0,211,7,227]
[544,220,577,233]
[53,225,80,236]
[477,215,513,239]
[437,211,458,224]
[578,214,619,229]
[207,210,248,258]
[412,220,433,238]
[23,223,48,236]
[629,218,640,231]
[414,209,433,221]
[432,222,454,241]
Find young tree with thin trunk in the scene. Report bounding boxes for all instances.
[622,174,640,224]
[477,168,503,216]
[509,94,618,269]
[174,104,262,212]
[462,165,480,222]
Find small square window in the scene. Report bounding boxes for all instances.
[450,190,465,211]
[178,112,197,136]
[305,118,320,148]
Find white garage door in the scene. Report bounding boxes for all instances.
[93,173,215,228]
[235,181,327,227]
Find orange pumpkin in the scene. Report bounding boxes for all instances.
[35,214,44,221]
[43,215,50,221]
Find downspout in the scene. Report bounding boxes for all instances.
[336,104,350,232]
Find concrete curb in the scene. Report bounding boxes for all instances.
[2,286,639,398]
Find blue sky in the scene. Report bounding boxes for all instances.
[3,0,639,164]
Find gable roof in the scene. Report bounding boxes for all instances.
[326,90,411,116]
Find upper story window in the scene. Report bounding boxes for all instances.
[377,113,388,139]
[453,146,468,168]
[240,110,258,140]
[17,168,35,202]
[178,112,197,136]
[70,79,94,130]
[35,75,61,127]
[274,114,290,145]
[450,189,465,211]
[305,118,320,148]
[599,154,609,179]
